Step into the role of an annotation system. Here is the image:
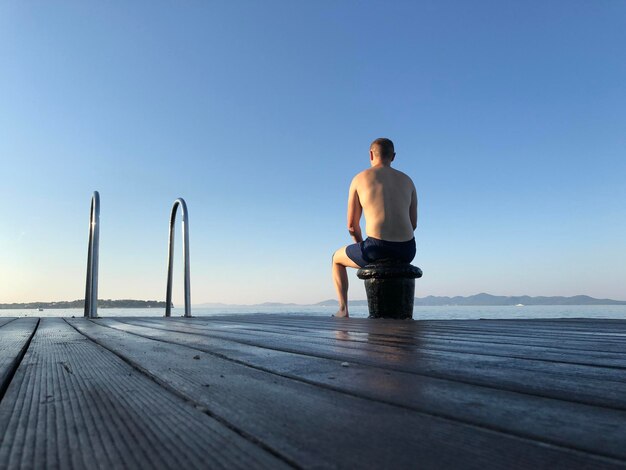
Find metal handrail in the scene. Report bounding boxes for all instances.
[165,198,191,317]
[84,191,100,318]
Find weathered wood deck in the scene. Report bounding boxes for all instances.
[1,315,626,469]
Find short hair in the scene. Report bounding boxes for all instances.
[370,138,395,160]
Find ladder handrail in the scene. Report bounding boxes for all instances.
[165,198,191,317]
[84,191,100,318]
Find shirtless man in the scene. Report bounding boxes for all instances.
[332,138,418,318]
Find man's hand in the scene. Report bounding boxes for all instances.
[348,226,363,244]
[347,177,363,243]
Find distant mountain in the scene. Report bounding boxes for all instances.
[414,293,626,306]
[9,295,621,310]
[256,302,300,307]
[315,294,626,307]
[315,299,368,306]
[194,301,301,308]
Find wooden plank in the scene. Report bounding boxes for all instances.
[428,318,626,331]
[411,324,626,347]
[0,318,288,470]
[409,323,626,344]
[235,315,626,338]
[219,316,626,344]
[111,317,626,410]
[81,317,626,460]
[197,315,626,332]
[0,318,38,397]
[120,316,626,365]
[69,318,626,468]
[148,315,626,351]
[0,318,17,328]
[200,316,626,353]
[153,318,626,368]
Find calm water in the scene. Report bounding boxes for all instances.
[2,305,626,320]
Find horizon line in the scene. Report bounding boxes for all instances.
[3,293,626,306]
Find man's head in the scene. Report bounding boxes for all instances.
[370,138,395,165]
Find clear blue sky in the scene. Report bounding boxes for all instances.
[1,1,624,305]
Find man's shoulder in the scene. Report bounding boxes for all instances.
[357,167,374,177]
[390,167,411,178]
[353,167,414,183]
[351,169,371,184]
[390,168,415,186]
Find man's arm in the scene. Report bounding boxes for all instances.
[409,184,418,231]
[347,177,363,243]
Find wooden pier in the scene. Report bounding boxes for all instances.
[1,315,626,469]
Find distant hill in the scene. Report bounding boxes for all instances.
[315,299,368,306]
[198,294,626,308]
[6,294,623,310]
[0,299,168,309]
[195,302,301,308]
[414,293,626,306]
[316,294,626,307]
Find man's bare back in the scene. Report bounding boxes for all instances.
[349,166,417,242]
[332,138,418,317]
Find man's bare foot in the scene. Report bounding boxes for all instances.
[333,307,349,318]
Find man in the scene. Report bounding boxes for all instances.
[332,138,418,318]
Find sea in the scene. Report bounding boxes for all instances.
[2,305,626,320]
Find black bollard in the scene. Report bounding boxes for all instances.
[357,261,423,319]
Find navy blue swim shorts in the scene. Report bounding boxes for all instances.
[345,237,416,268]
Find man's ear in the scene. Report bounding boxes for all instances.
[370,150,374,161]
[391,153,396,162]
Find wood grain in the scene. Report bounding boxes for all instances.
[0,318,288,470]
[68,317,626,469]
[0,318,38,398]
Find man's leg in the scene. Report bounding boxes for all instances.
[332,247,359,318]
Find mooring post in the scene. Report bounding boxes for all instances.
[357,262,422,319]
